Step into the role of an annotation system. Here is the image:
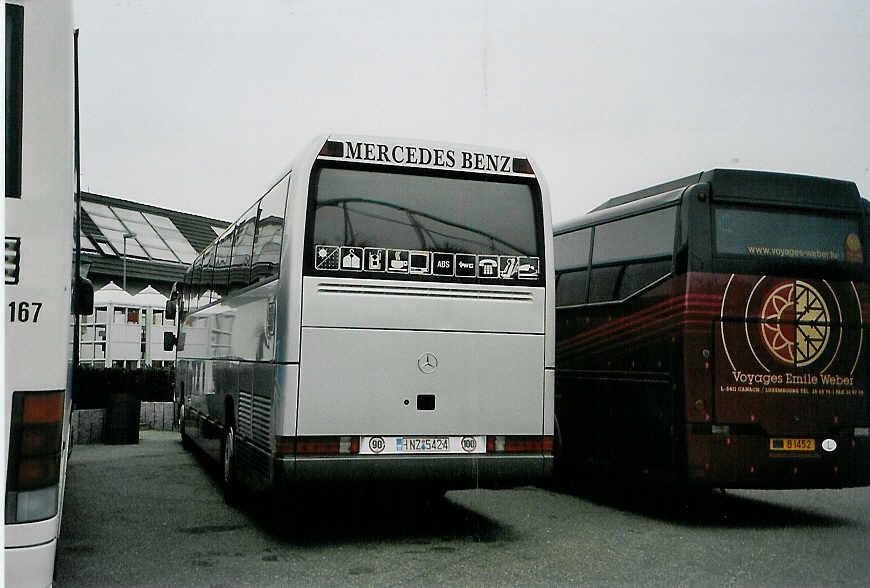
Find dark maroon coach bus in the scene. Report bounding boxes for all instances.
[554,169,870,488]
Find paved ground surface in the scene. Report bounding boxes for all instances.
[56,431,870,587]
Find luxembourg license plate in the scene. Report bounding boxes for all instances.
[770,438,816,452]
[360,435,486,455]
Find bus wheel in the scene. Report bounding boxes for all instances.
[179,404,192,450]
[222,424,239,505]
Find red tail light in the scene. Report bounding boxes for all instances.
[274,436,360,456]
[486,435,552,454]
[296,437,340,455]
[6,390,65,523]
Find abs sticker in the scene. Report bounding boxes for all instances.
[432,252,454,276]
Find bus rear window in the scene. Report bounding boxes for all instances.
[306,166,543,282]
[715,207,863,265]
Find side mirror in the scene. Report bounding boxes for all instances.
[163,331,177,352]
[166,281,182,320]
[73,276,94,315]
[165,299,176,321]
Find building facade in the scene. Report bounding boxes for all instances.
[78,192,228,368]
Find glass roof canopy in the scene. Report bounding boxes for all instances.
[81,202,198,264]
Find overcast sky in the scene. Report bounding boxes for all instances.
[74,0,870,225]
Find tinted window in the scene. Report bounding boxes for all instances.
[212,229,234,300]
[191,257,204,311]
[588,265,622,303]
[251,175,288,283]
[5,5,23,198]
[307,166,543,283]
[200,245,216,306]
[556,269,588,307]
[591,207,676,265]
[183,268,192,312]
[554,228,591,271]
[617,259,672,299]
[715,207,862,264]
[229,205,258,290]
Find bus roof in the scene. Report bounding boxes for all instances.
[556,169,862,234]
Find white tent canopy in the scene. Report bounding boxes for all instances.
[93,280,137,306]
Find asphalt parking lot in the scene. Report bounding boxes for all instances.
[56,431,870,587]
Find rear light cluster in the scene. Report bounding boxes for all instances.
[6,390,65,523]
[275,436,360,456]
[486,435,553,454]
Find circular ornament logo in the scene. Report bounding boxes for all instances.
[760,281,830,367]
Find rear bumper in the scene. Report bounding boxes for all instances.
[274,453,552,490]
[5,538,56,588]
[686,430,870,489]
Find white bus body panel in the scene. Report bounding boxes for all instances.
[4,0,75,585]
[298,277,546,435]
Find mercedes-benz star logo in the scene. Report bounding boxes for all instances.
[417,352,438,374]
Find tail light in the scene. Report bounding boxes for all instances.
[486,435,553,454]
[6,390,65,523]
[274,436,359,456]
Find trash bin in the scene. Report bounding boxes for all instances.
[103,386,140,444]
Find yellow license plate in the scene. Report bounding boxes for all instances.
[769,438,816,451]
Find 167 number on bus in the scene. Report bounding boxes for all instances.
[8,301,43,323]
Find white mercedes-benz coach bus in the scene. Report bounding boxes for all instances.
[167,134,555,505]
[5,1,89,586]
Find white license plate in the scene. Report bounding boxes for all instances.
[360,435,486,455]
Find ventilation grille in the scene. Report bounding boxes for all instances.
[251,394,272,450]
[317,282,534,302]
[238,390,253,440]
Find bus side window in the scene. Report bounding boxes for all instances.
[201,245,216,305]
[251,174,289,284]
[213,228,235,300]
[191,256,204,311]
[554,228,591,271]
[617,259,672,299]
[229,204,259,292]
[588,207,676,303]
[555,268,589,307]
[588,265,622,303]
[183,267,193,314]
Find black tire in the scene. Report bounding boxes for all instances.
[222,423,240,505]
[179,404,192,450]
